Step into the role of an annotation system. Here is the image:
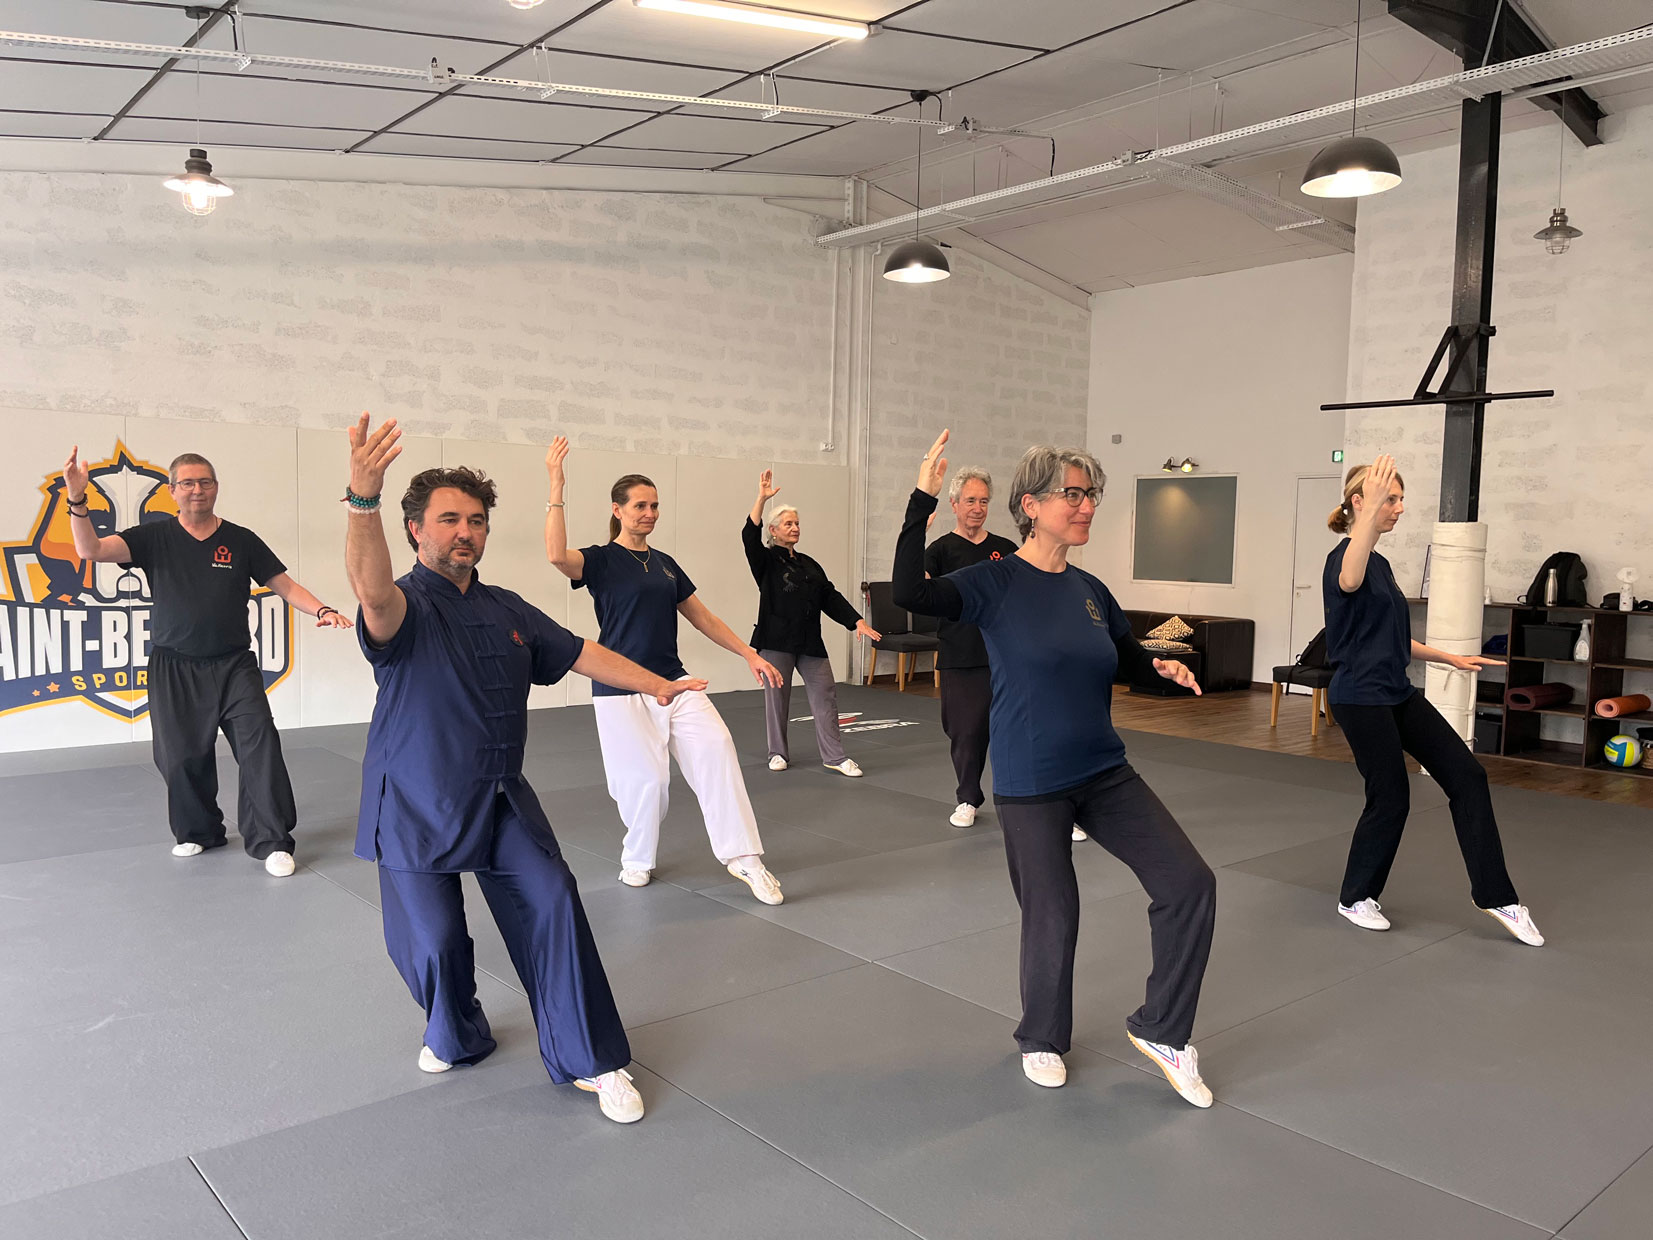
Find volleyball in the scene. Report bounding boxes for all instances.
[1604,734,1642,767]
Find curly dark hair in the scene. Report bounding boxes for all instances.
[400,466,498,551]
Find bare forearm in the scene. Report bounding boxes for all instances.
[749,493,767,526]
[345,509,398,608]
[695,611,755,659]
[270,577,329,617]
[573,641,673,697]
[1337,517,1382,592]
[544,482,570,563]
[1412,640,1452,664]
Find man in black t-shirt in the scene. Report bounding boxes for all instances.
[61,446,352,877]
[923,466,1020,828]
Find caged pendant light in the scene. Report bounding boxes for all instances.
[162,11,233,216]
[883,91,950,284]
[1301,1,1402,198]
[1534,123,1583,254]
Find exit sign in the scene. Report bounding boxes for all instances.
[1331,450,1345,463]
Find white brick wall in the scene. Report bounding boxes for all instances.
[1346,103,1653,605]
[864,248,1092,579]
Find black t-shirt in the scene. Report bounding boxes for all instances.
[119,517,286,659]
[924,530,1021,668]
[1322,539,1413,706]
[742,518,861,658]
[574,541,695,696]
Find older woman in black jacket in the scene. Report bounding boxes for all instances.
[744,469,880,777]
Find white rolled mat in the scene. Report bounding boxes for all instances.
[1423,521,1488,743]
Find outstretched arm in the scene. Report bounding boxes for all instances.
[61,446,131,564]
[266,573,353,629]
[1413,639,1505,672]
[678,594,783,687]
[892,430,963,620]
[343,411,408,645]
[573,641,708,705]
[544,436,584,581]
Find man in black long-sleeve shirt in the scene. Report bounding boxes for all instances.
[744,469,879,776]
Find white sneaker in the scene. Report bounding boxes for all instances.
[264,851,295,878]
[1127,1032,1213,1108]
[1337,898,1390,931]
[949,802,977,828]
[824,758,863,778]
[727,858,784,905]
[768,754,788,771]
[1483,903,1545,946]
[417,1046,451,1074]
[1021,1051,1067,1088]
[575,1068,644,1123]
[1071,826,1088,842]
[618,868,652,888]
[172,842,204,858]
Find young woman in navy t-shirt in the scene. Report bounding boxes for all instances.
[894,430,1217,1107]
[1323,456,1542,946]
[544,438,787,907]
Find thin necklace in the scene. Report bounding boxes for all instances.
[621,542,651,571]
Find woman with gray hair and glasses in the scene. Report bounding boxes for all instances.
[894,429,1218,1108]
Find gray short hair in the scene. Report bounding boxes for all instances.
[1008,445,1106,540]
[947,466,992,505]
[765,504,799,546]
[168,453,216,485]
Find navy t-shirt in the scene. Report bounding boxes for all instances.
[119,517,285,659]
[575,542,695,696]
[952,555,1135,798]
[1323,540,1414,706]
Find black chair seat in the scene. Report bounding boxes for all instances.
[873,633,940,653]
[1273,664,1333,688]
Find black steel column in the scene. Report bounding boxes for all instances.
[1439,93,1500,523]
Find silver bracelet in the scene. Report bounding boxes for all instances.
[546,501,564,510]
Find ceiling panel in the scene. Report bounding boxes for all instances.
[1088,1,1326,72]
[1111,191,1287,263]
[549,2,822,71]
[193,13,515,79]
[1521,0,1653,47]
[108,116,375,150]
[992,208,1185,283]
[597,111,828,154]
[1220,0,1389,27]
[471,46,742,109]
[725,117,920,173]
[358,132,580,161]
[0,58,152,115]
[890,0,1172,52]
[126,70,438,131]
[387,92,645,144]
[787,29,1037,89]
[0,109,106,139]
[233,0,597,44]
[937,47,1163,127]
[560,146,744,169]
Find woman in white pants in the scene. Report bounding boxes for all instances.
[544,437,785,905]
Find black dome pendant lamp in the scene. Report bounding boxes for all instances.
[884,90,951,284]
[1301,2,1402,199]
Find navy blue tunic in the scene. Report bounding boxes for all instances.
[574,542,695,696]
[354,561,584,871]
[1322,539,1414,707]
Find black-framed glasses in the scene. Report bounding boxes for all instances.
[1041,486,1100,507]
[172,478,217,491]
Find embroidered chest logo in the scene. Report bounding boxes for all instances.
[211,545,234,568]
[989,551,1002,560]
[661,565,676,581]
[1085,598,1104,627]
[510,629,525,647]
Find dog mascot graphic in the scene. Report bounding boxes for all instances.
[0,444,291,722]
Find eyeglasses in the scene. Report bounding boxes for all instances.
[1041,486,1101,507]
[171,478,217,491]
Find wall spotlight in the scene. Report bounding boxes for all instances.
[1161,458,1178,472]
[1179,458,1198,473]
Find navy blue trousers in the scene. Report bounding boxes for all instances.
[377,802,630,1084]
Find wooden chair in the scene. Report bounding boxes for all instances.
[1271,629,1337,737]
[862,581,941,692]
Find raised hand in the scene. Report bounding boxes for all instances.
[63,446,90,502]
[1153,658,1203,696]
[348,412,402,499]
[1359,454,1397,517]
[917,429,950,496]
[546,436,570,483]
[655,675,710,706]
[758,468,780,502]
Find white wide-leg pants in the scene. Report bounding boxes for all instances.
[592,690,764,871]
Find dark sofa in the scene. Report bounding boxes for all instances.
[1122,611,1255,695]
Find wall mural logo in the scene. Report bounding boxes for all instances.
[0,443,293,722]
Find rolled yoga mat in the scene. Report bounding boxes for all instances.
[1506,684,1574,711]
[1594,694,1652,718]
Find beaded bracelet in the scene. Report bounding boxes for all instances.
[342,487,382,512]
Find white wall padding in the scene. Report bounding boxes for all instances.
[1423,521,1487,742]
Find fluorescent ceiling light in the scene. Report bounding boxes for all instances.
[633,0,872,41]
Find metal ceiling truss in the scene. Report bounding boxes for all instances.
[814,26,1653,251]
[0,29,949,129]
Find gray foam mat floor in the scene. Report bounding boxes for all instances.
[0,684,1644,1239]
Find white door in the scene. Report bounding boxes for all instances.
[1288,476,1344,689]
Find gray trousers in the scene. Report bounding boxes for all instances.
[759,650,848,766]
